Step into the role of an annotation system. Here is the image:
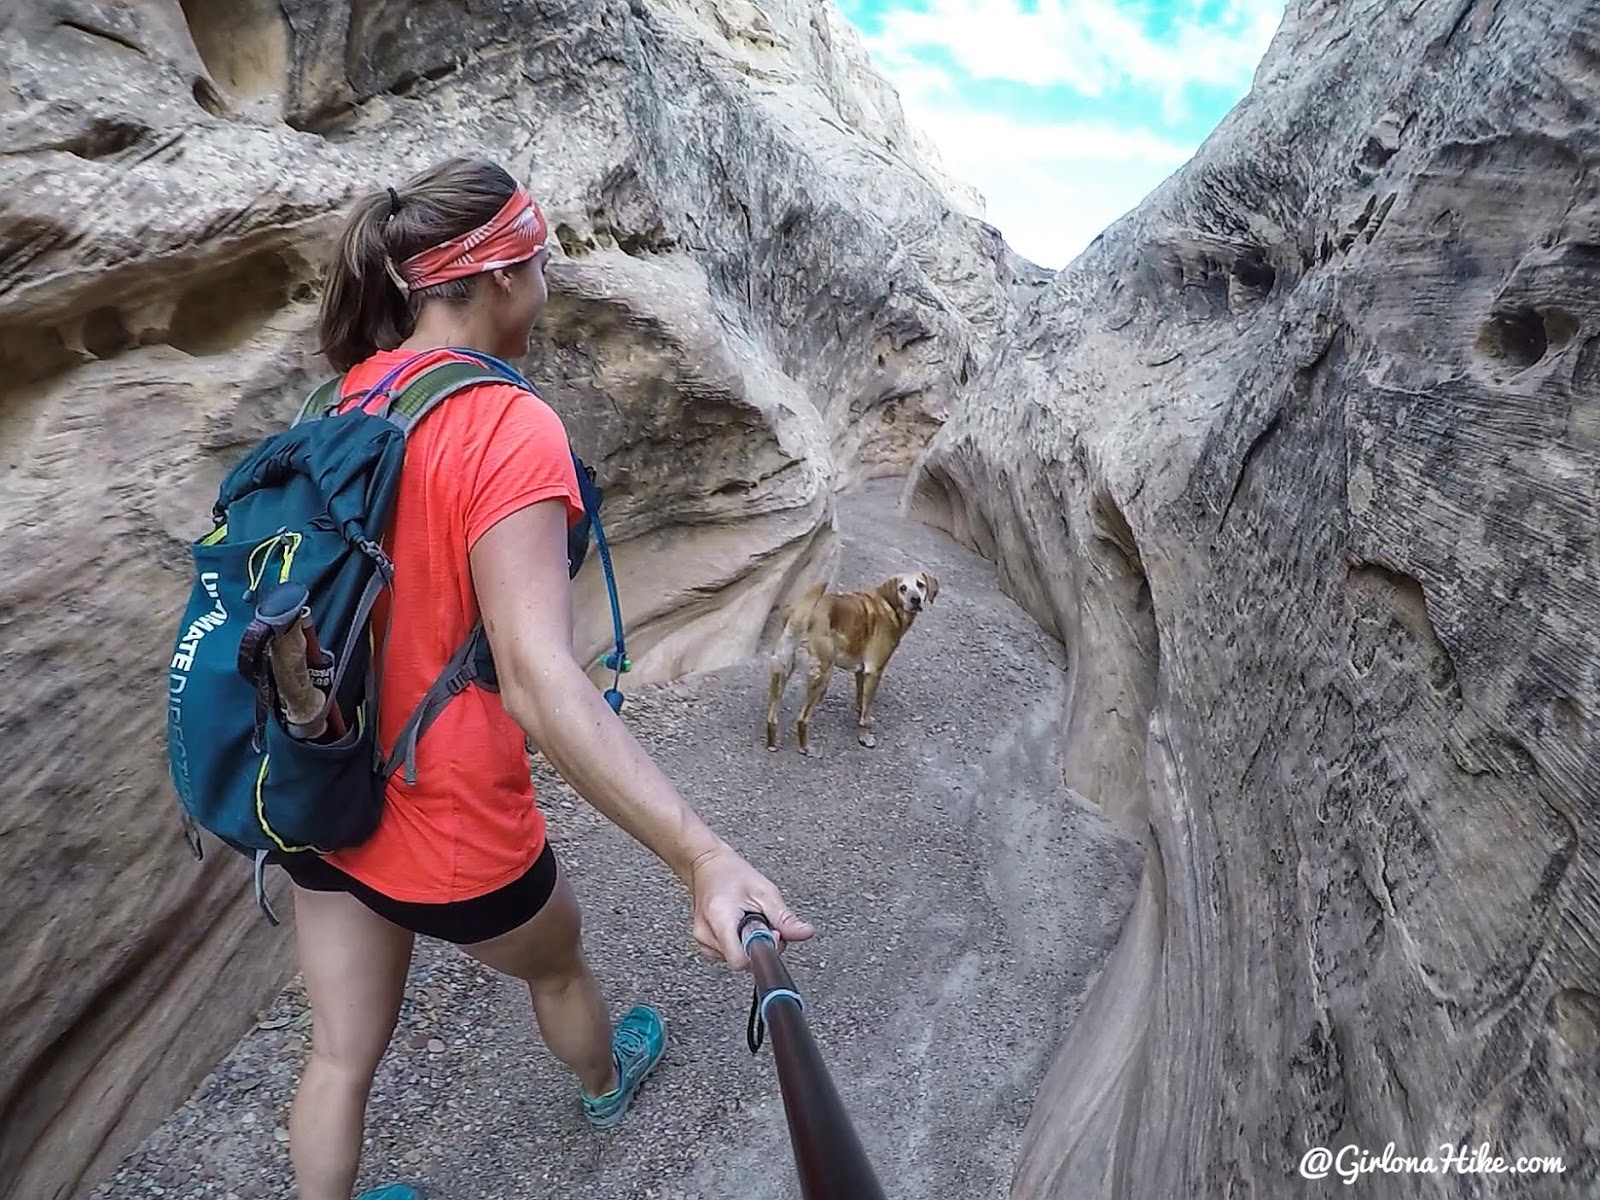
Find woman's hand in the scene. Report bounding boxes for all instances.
[688,844,815,971]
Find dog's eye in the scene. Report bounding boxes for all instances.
[899,583,908,592]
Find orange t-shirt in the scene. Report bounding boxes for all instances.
[318,347,585,903]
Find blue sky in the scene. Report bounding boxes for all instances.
[834,0,1288,268]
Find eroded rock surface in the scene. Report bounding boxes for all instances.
[911,1,1600,1196]
[0,3,1041,1196]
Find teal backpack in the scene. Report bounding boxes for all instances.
[164,348,629,923]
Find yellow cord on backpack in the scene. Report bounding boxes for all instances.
[278,533,303,583]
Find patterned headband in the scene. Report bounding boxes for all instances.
[397,185,548,292]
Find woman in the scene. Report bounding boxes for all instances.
[278,156,814,1200]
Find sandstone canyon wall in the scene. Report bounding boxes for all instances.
[0,3,1041,1195]
[910,0,1600,1196]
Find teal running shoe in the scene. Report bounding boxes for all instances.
[356,1187,422,1200]
[582,1004,667,1128]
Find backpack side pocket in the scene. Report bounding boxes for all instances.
[255,704,386,854]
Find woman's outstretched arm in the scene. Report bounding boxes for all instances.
[470,497,814,969]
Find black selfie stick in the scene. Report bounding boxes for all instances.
[738,910,889,1200]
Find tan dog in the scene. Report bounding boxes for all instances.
[765,570,939,754]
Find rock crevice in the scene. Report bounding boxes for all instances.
[911,1,1600,1195]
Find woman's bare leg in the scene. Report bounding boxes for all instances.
[459,868,617,1096]
[288,886,414,1200]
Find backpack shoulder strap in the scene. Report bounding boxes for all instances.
[377,361,512,435]
[365,358,524,785]
[372,352,632,785]
[291,375,346,427]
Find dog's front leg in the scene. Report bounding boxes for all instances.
[857,668,884,748]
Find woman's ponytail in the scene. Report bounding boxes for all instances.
[317,189,412,372]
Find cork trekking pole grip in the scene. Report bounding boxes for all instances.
[267,618,328,738]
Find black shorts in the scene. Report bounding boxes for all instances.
[275,840,560,945]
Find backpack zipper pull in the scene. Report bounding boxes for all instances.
[243,528,290,605]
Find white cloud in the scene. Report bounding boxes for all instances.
[903,95,1196,267]
[847,1,1287,267]
[866,0,1284,116]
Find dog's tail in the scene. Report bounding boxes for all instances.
[786,580,827,625]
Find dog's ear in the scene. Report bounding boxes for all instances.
[922,571,940,606]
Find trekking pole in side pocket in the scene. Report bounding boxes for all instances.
[738,911,889,1200]
[248,581,346,741]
